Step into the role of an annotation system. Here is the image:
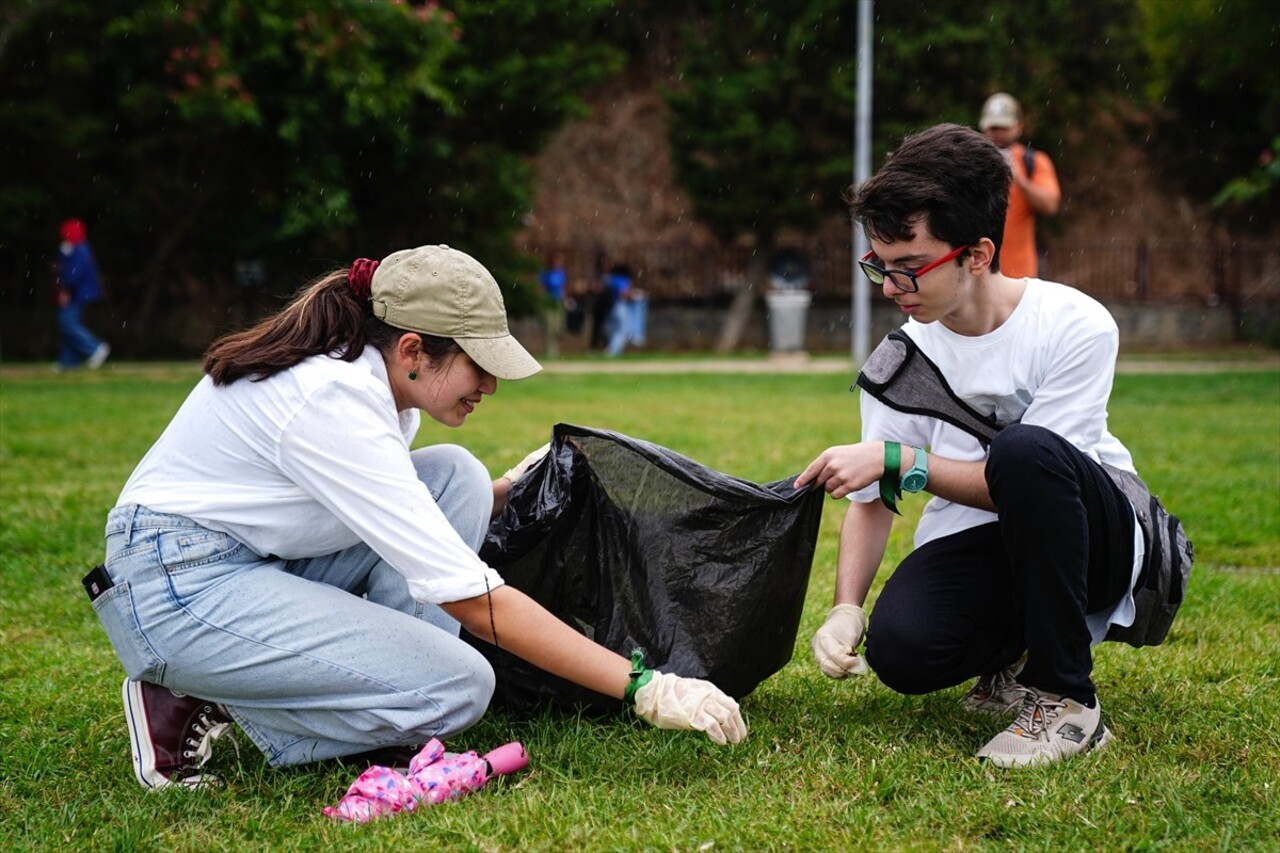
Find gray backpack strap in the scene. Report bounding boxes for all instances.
[855,330,1005,447]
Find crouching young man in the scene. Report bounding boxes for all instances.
[796,123,1147,768]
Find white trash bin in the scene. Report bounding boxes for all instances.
[765,289,812,352]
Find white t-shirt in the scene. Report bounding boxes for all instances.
[117,347,504,605]
[853,280,1143,642]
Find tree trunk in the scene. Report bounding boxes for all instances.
[131,197,207,356]
[714,247,768,353]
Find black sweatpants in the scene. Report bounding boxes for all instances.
[863,423,1136,703]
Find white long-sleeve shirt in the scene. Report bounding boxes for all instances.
[117,347,504,604]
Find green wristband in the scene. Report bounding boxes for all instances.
[879,440,903,515]
[623,648,653,705]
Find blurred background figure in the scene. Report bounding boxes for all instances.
[979,93,1061,279]
[604,261,635,357]
[538,251,567,358]
[54,218,110,372]
[563,272,587,339]
[588,249,614,353]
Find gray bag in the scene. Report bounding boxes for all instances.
[856,330,1193,647]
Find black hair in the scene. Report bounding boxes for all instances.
[849,123,1010,270]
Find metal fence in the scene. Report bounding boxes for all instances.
[1045,238,1280,306]
[521,237,1280,308]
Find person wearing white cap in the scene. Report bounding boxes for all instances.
[978,92,1061,278]
[88,244,746,790]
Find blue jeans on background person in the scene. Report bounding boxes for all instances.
[57,302,104,368]
[93,444,497,767]
[605,299,630,356]
[626,293,648,347]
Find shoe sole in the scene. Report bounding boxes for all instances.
[122,678,214,790]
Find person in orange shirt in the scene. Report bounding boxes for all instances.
[979,93,1061,279]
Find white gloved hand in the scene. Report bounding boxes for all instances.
[811,603,870,679]
[632,671,747,745]
[501,442,550,483]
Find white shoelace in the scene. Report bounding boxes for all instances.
[183,707,240,768]
[1011,691,1065,738]
[977,667,1019,699]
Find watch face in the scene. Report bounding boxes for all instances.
[902,471,927,492]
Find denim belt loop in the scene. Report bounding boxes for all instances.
[122,503,139,542]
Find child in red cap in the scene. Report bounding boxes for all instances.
[54,218,110,371]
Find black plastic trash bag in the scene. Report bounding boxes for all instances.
[465,423,825,715]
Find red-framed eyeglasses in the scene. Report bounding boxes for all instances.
[858,245,970,293]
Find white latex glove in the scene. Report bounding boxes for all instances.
[501,442,550,483]
[633,671,747,745]
[811,603,870,679]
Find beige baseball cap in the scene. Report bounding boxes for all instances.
[371,245,542,380]
[979,92,1022,130]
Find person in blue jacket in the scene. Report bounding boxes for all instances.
[54,218,110,371]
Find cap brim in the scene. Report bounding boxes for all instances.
[457,335,542,381]
[980,119,1016,130]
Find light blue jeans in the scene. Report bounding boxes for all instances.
[605,299,630,356]
[95,444,497,767]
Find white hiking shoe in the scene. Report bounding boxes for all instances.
[976,686,1113,768]
[961,653,1027,716]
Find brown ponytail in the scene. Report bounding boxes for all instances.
[203,270,370,385]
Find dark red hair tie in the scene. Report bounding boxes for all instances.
[348,258,379,300]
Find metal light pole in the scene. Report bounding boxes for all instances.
[851,0,873,363]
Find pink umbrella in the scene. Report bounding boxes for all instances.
[324,739,528,823]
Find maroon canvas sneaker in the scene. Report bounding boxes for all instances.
[122,679,236,789]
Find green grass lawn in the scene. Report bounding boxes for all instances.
[1,362,1277,851]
